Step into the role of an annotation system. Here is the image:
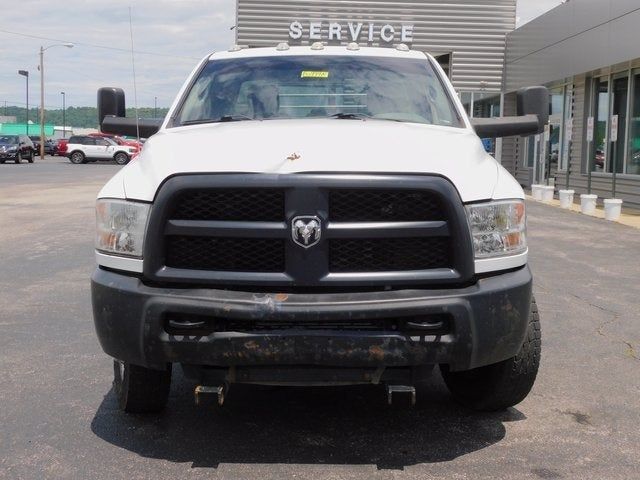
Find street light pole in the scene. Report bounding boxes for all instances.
[39,43,73,158]
[61,92,66,138]
[18,70,29,135]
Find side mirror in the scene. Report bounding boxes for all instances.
[97,87,162,138]
[98,87,126,125]
[471,86,549,138]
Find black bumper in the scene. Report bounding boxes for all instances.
[91,267,532,372]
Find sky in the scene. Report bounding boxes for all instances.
[0,0,563,111]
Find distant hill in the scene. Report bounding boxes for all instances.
[1,106,169,129]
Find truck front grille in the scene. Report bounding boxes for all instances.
[329,237,450,273]
[172,189,284,221]
[329,190,445,222]
[166,236,285,272]
[145,174,473,288]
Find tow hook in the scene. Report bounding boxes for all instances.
[194,383,228,407]
[387,385,416,406]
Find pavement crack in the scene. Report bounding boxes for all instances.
[595,316,640,362]
[568,292,622,316]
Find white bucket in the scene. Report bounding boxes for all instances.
[604,199,623,221]
[559,190,575,209]
[542,186,555,202]
[580,194,598,215]
[531,185,544,201]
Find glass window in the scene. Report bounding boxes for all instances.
[629,70,640,175]
[525,135,536,168]
[592,78,609,172]
[176,56,463,127]
[548,86,564,174]
[473,93,501,156]
[608,75,628,174]
[560,86,573,171]
[460,92,472,116]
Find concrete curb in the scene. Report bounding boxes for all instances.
[526,195,640,230]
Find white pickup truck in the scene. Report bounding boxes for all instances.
[92,43,547,413]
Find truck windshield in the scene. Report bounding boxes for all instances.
[175,55,462,127]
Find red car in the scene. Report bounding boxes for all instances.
[89,132,142,152]
[56,139,69,156]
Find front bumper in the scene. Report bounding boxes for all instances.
[92,266,532,372]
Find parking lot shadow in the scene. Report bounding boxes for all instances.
[90,369,524,470]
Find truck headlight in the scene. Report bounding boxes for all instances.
[466,200,526,259]
[96,199,150,258]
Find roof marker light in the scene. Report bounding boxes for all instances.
[310,42,325,51]
[396,43,410,52]
[276,42,290,51]
[228,44,243,52]
[346,42,360,51]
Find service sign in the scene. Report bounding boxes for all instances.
[289,21,414,43]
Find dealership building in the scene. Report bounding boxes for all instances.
[236,0,640,210]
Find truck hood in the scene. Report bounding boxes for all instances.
[120,119,501,202]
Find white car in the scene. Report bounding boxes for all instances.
[92,44,548,414]
[66,135,137,165]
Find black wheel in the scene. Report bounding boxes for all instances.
[114,152,129,165]
[27,150,34,163]
[69,151,85,164]
[15,152,22,164]
[113,360,172,413]
[441,297,541,411]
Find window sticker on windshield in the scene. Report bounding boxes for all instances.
[301,71,330,79]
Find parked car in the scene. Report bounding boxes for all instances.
[89,132,143,151]
[0,134,35,163]
[93,45,548,414]
[66,135,137,165]
[29,136,58,156]
[56,138,69,157]
[29,136,41,154]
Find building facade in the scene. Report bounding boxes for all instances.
[502,0,640,210]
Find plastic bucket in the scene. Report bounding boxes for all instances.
[559,190,575,209]
[531,185,544,201]
[604,199,623,221]
[580,194,598,215]
[542,186,555,202]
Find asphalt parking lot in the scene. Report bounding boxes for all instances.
[1,158,639,480]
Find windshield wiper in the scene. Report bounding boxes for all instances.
[328,112,371,120]
[181,115,254,126]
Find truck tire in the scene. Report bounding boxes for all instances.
[113,360,172,414]
[441,297,541,411]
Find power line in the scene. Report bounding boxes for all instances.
[0,28,202,61]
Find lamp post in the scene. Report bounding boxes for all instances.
[18,70,29,135]
[39,43,73,157]
[61,91,66,138]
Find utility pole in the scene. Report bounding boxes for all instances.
[154,96,158,119]
[40,46,45,157]
[18,70,29,134]
[39,43,74,157]
[61,91,66,138]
